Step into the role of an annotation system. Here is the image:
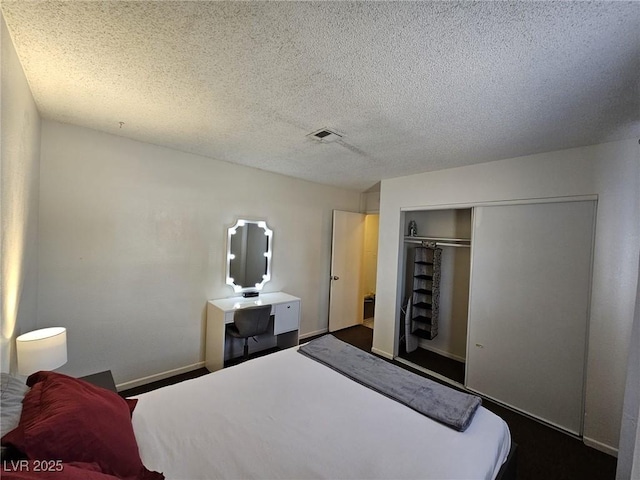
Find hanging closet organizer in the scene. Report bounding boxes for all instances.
[410,245,442,340]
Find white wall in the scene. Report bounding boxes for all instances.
[0,13,41,372]
[38,120,360,385]
[362,190,380,213]
[373,139,640,453]
[616,254,640,478]
[363,214,379,297]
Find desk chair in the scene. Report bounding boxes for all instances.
[226,304,272,359]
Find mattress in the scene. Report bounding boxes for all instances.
[132,346,511,479]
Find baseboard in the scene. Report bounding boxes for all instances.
[299,328,327,340]
[583,436,618,457]
[371,347,393,360]
[417,340,466,363]
[115,362,206,392]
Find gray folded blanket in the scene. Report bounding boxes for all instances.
[298,334,481,432]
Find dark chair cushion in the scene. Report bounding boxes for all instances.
[229,305,272,338]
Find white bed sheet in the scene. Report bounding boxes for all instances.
[132,347,511,480]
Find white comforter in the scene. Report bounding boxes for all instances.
[132,347,511,479]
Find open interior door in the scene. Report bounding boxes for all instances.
[329,210,365,332]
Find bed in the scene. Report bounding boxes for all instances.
[2,336,514,480]
[132,337,513,480]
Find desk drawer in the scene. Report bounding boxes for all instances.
[274,301,300,335]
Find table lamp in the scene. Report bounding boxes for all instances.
[16,327,67,376]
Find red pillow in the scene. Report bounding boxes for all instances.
[1,372,162,480]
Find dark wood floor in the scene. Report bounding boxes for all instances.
[398,345,466,384]
[121,324,618,480]
[119,367,209,397]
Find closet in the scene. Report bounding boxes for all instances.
[399,208,471,384]
[397,199,595,435]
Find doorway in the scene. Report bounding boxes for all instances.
[329,211,379,333]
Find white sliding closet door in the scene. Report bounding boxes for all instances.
[467,200,595,434]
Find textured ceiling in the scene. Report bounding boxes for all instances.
[2,1,639,191]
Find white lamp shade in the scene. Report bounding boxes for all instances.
[16,327,67,375]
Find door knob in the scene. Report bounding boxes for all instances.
[331,275,340,280]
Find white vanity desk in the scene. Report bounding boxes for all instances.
[205,292,301,371]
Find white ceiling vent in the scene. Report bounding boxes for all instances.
[307,128,343,143]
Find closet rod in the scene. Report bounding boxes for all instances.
[404,238,470,248]
[404,235,471,243]
[435,242,470,248]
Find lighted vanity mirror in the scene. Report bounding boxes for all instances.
[226,219,273,294]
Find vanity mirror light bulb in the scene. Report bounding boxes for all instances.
[237,220,246,227]
[257,221,266,229]
[229,228,237,235]
[229,254,235,260]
